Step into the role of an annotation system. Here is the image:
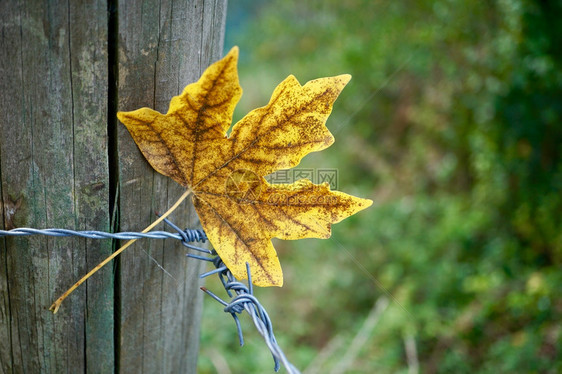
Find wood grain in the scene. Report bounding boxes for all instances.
[0,0,227,372]
[117,0,227,372]
[0,0,112,372]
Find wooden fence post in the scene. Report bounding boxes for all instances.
[116,1,227,372]
[0,1,227,372]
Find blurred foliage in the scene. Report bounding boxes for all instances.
[198,0,562,372]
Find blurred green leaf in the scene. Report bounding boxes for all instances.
[199,0,562,372]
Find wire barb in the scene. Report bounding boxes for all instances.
[164,218,301,374]
[196,258,300,374]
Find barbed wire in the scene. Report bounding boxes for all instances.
[186,249,301,374]
[0,227,207,242]
[0,222,300,373]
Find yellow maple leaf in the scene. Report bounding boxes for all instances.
[117,47,372,287]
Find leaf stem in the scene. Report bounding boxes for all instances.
[49,188,192,313]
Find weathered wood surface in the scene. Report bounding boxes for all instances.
[117,0,227,372]
[0,1,113,372]
[0,0,227,372]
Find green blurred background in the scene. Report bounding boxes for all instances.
[198,1,562,372]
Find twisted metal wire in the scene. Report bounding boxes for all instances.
[0,227,207,242]
[195,259,300,374]
[168,220,300,374]
[0,222,299,373]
